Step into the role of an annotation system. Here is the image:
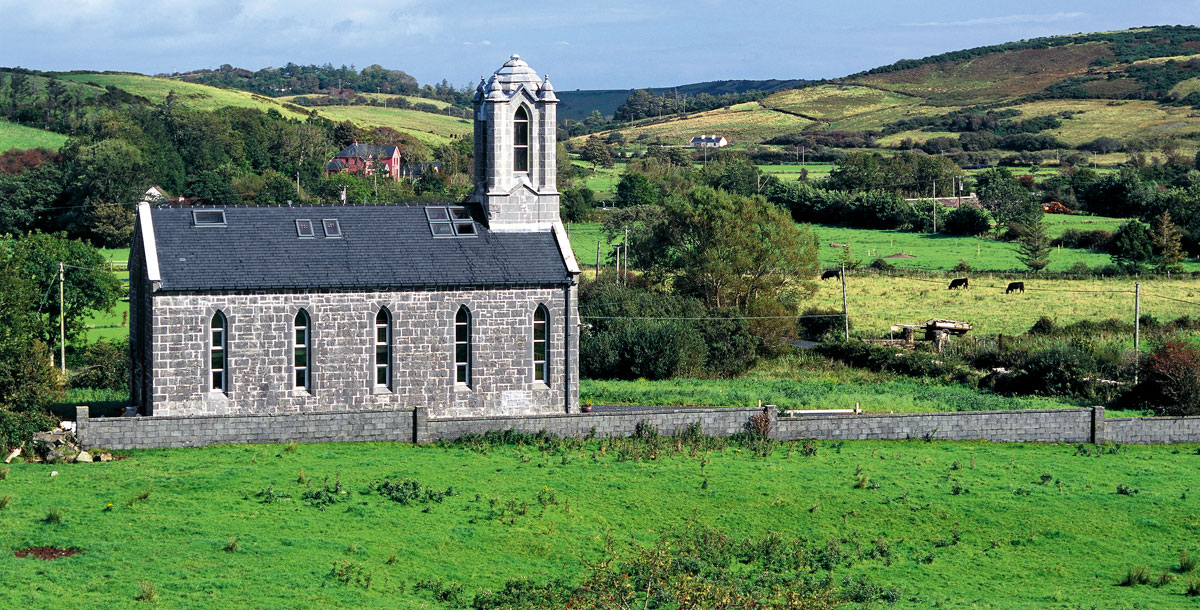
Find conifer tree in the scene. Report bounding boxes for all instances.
[1153,210,1185,274]
[1016,215,1051,272]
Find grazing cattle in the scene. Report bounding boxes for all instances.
[948,277,969,290]
[821,269,841,280]
[1006,281,1025,294]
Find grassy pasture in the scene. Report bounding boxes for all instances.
[581,105,814,147]
[56,73,309,117]
[809,220,1176,274]
[2,438,1198,608]
[0,120,68,153]
[312,105,471,146]
[278,93,454,109]
[760,84,922,121]
[810,274,1200,337]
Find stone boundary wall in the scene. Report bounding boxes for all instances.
[1106,415,1200,444]
[424,407,763,443]
[775,408,1098,443]
[76,405,1200,450]
[77,406,419,450]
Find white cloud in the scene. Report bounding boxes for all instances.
[904,12,1086,27]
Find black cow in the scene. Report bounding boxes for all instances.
[1006,281,1025,294]
[948,277,969,290]
[821,269,841,280]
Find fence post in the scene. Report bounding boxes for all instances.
[1134,282,1141,385]
[841,264,849,341]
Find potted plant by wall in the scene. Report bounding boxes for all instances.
[581,399,593,413]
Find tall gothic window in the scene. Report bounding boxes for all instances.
[294,310,311,391]
[211,311,227,393]
[455,306,471,386]
[375,308,391,389]
[533,305,548,383]
[513,106,530,173]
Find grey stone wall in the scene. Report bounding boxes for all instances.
[775,408,1096,443]
[147,285,578,419]
[1107,415,1200,444]
[427,407,763,442]
[77,403,1200,451]
[77,406,419,450]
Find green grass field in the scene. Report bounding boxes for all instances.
[0,120,69,153]
[3,437,1198,608]
[810,222,1182,273]
[56,73,310,117]
[812,274,1200,337]
[582,353,1085,413]
[311,105,471,146]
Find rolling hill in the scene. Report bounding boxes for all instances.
[53,72,469,146]
[577,26,1200,152]
[556,78,805,122]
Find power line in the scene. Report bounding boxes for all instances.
[582,314,845,321]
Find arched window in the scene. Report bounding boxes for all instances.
[513,106,530,173]
[375,308,391,389]
[211,311,227,393]
[533,305,548,383]
[294,310,311,391]
[455,306,471,386]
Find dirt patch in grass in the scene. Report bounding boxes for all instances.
[15,546,83,560]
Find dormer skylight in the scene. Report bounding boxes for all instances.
[193,210,226,226]
[296,219,315,238]
[425,206,478,238]
[323,219,342,238]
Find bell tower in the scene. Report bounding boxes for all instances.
[472,55,559,231]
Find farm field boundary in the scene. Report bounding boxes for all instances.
[77,404,1200,449]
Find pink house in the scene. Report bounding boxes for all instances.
[324,141,402,181]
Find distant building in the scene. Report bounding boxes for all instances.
[399,162,443,180]
[1042,201,1073,214]
[690,135,728,148]
[324,142,402,181]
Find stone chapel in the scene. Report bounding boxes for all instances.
[128,55,581,419]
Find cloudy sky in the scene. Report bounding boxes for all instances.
[0,1,1196,90]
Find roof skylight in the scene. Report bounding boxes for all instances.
[296,219,315,238]
[322,219,342,238]
[425,206,478,238]
[193,210,226,226]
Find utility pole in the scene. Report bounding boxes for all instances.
[295,172,300,195]
[1134,281,1141,384]
[58,262,66,374]
[840,264,849,341]
[624,228,630,284]
[594,241,601,280]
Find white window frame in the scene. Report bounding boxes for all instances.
[294,310,311,391]
[454,306,471,386]
[211,311,227,393]
[533,305,548,384]
[375,308,391,389]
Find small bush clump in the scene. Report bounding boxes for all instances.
[1119,565,1151,586]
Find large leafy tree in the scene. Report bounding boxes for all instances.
[975,167,1035,236]
[9,232,122,355]
[0,245,62,450]
[1110,220,1154,273]
[580,136,614,170]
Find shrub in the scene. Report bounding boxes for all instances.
[0,495,10,510]
[943,205,992,236]
[797,308,849,341]
[1135,340,1200,416]
[1010,344,1100,399]
[1189,577,1200,597]
[867,257,895,271]
[223,536,239,552]
[70,339,130,391]
[1116,483,1140,496]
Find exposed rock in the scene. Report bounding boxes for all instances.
[45,451,67,465]
[98,453,113,463]
[75,451,93,463]
[4,448,19,464]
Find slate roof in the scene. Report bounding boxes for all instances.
[332,144,399,160]
[145,204,572,292]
